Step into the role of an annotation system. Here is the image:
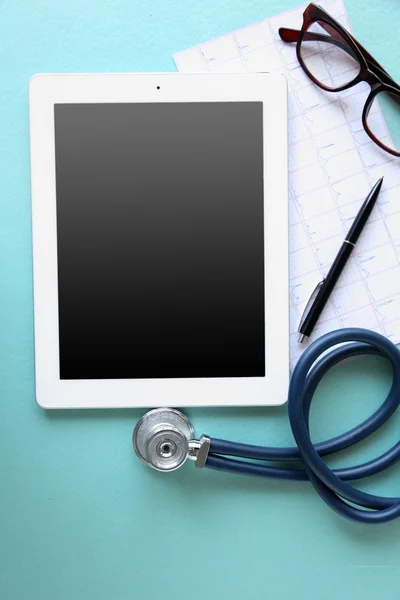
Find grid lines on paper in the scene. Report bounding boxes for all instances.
[174,0,400,367]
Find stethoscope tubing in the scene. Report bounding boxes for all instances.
[206,329,400,523]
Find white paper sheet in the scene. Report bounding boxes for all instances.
[173,0,400,366]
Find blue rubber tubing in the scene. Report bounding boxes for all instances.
[205,328,400,523]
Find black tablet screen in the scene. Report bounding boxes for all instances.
[54,102,265,379]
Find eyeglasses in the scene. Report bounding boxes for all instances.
[279,3,400,157]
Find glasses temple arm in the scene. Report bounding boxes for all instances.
[279,27,359,59]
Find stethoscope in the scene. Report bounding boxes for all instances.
[133,328,400,524]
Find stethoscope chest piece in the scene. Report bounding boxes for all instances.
[133,407,194,472]
[131,329,400,523]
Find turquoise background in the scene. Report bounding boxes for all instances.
[1,0,400,598]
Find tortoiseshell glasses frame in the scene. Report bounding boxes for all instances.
[279,3,400,157]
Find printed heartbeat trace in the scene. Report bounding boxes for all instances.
[173,0,400,366]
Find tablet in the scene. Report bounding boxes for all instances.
[29,72,288,409]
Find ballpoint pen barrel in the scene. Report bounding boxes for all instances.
[346,177,383,243]
[298,177,383,340]
[299,242,353,336]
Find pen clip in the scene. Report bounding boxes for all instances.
[298,280,324,330]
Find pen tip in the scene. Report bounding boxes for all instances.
[373,177,384,194]
[298,334,306,343]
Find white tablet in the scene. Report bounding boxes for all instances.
[29,72,288,409]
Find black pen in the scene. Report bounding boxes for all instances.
[298,177,384,343]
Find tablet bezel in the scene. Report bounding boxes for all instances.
[29,72,288,409]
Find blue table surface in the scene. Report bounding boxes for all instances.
[1,1,400,598]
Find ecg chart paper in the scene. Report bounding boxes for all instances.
[174,0,400,367]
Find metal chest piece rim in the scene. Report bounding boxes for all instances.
[133,407,195,472]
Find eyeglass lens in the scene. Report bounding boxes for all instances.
[367,91,400,154]
[299,21,361,90]
[300,19,400,154]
